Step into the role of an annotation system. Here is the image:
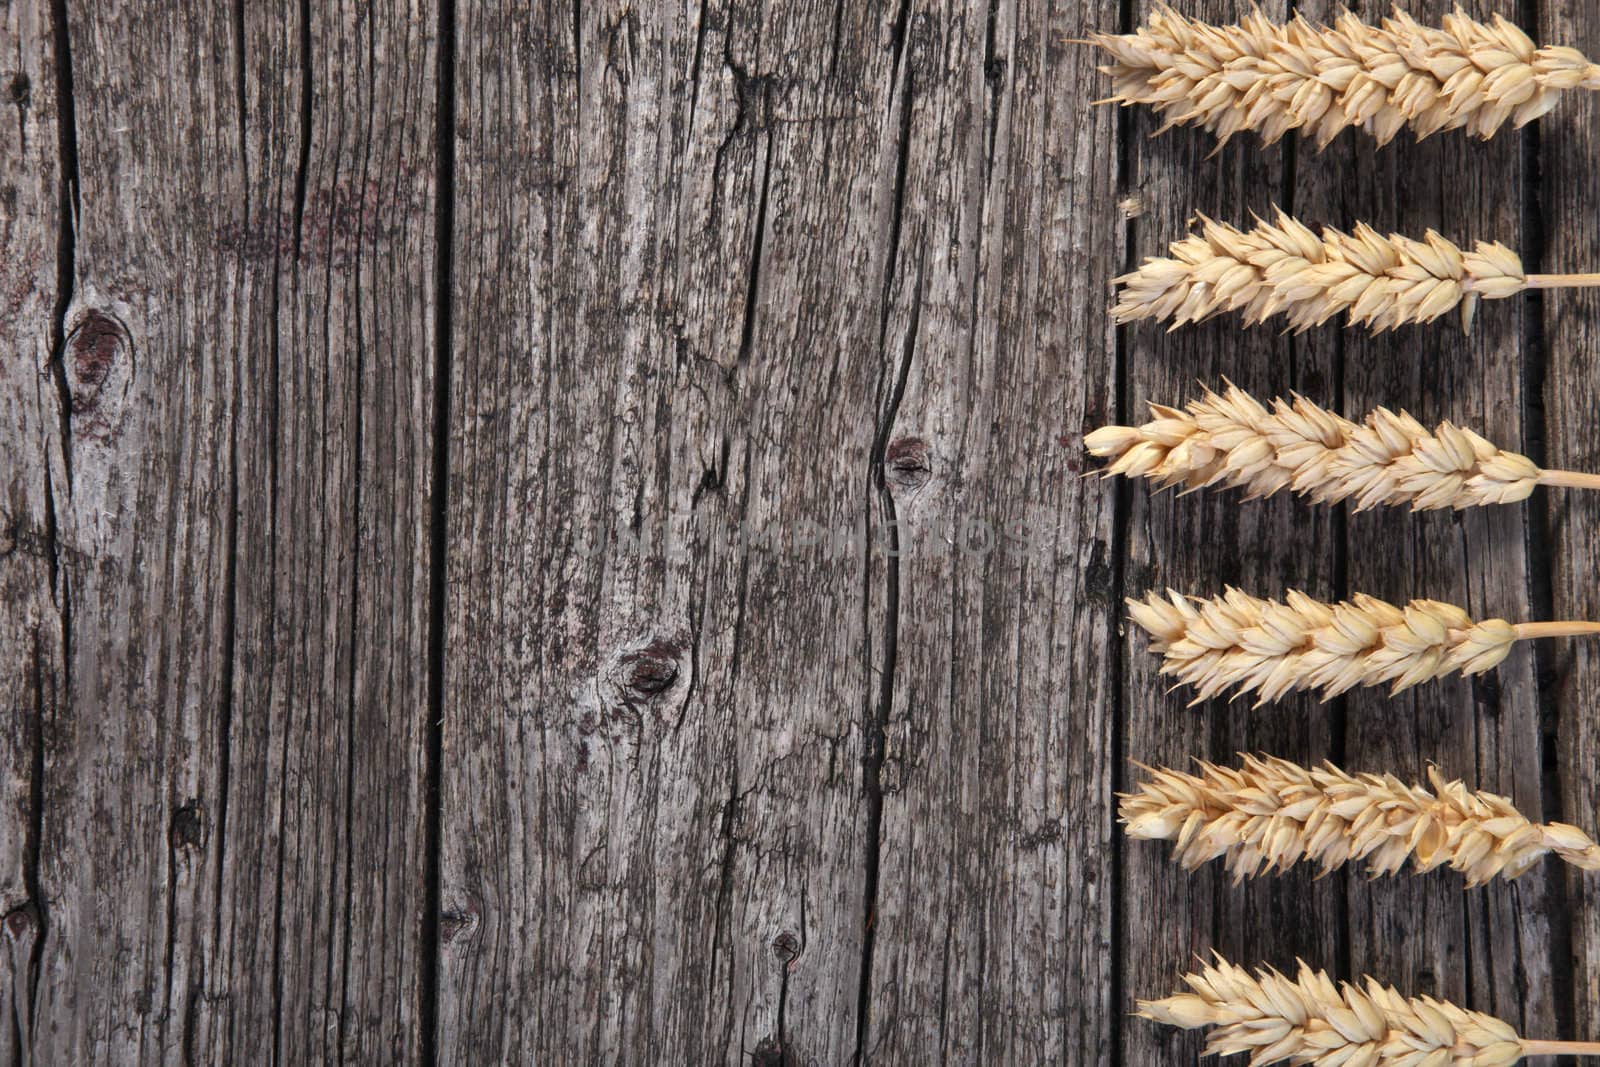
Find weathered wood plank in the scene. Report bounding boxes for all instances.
[206,1,440,1061]
[25,1,238,1057]
[1541,0,1600,1044]
[1115,0,1348,1060]
[15,1,439,1062]
[858,0,1120,1061]
[0,2,65,1062]
[1306,0,1555,1036]
[439,1,901,1061]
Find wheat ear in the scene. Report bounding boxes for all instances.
[1121,753,1600,886]
[1112,208,1600,334]
[1084,381,1600,510]
[1127,586,1600,705]
[1090,4,1600,150]
[1140,953,1600,1064]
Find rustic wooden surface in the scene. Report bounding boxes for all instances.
[1544,0,1600,1046]
[4,0,1600,1062]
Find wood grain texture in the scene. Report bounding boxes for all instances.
[0,0,439,1062]
[859,1,1118,1061]
[0,2,65,1062]
[438,1,896,1061]
[24,0,237,1058]
[206,1,439,1061]
[1542,0,1600,1047]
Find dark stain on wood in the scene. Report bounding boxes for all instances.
[4,72,29,108]
[220,169,427,268]
[749,1034,801,1067]
[168,800,203,851]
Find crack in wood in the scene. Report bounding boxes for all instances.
[421,0,458,1061]
[290,0,312,258]
[18,3,81,1053]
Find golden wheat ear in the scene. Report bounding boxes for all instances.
[1121,753,1600,887]
[1084,380,1600,510]
[1140,952,1600,1064]
[1125,586,1600,706]
[1113,209,1600,334]
[1088,6,1600,151]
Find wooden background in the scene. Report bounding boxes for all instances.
[4,0,1600,1062]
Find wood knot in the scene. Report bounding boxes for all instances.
[439,901,480,945]
[66,310,134,441]
[884,436,931,491]
[3,904,36,939]
[594,631,694,733]
[170,799,204,850]
[618,635,686,697]
[771,930,800,962]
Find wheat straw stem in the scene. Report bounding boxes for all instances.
[1527,272,1600,289]
[1523,1040,1600,1057]
[1510,621,1600,640]
[1539,469,1600,491]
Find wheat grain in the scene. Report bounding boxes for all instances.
[1090,5,1600,150]
[1083,381,1600,511]
[1112,208,1535,333]
[1139,953,1600,1065]
[1114,209,1600,334]
[1120,753,1600,886]
[1127,586,1600,705]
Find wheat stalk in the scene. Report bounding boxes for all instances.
[1139,953,1600,1064]
[1090,4,1600,150]
[1127,586,1600,705]
[1121,753,1600,886]
[1084,381,1600,510]
[1112,208,1600,334]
